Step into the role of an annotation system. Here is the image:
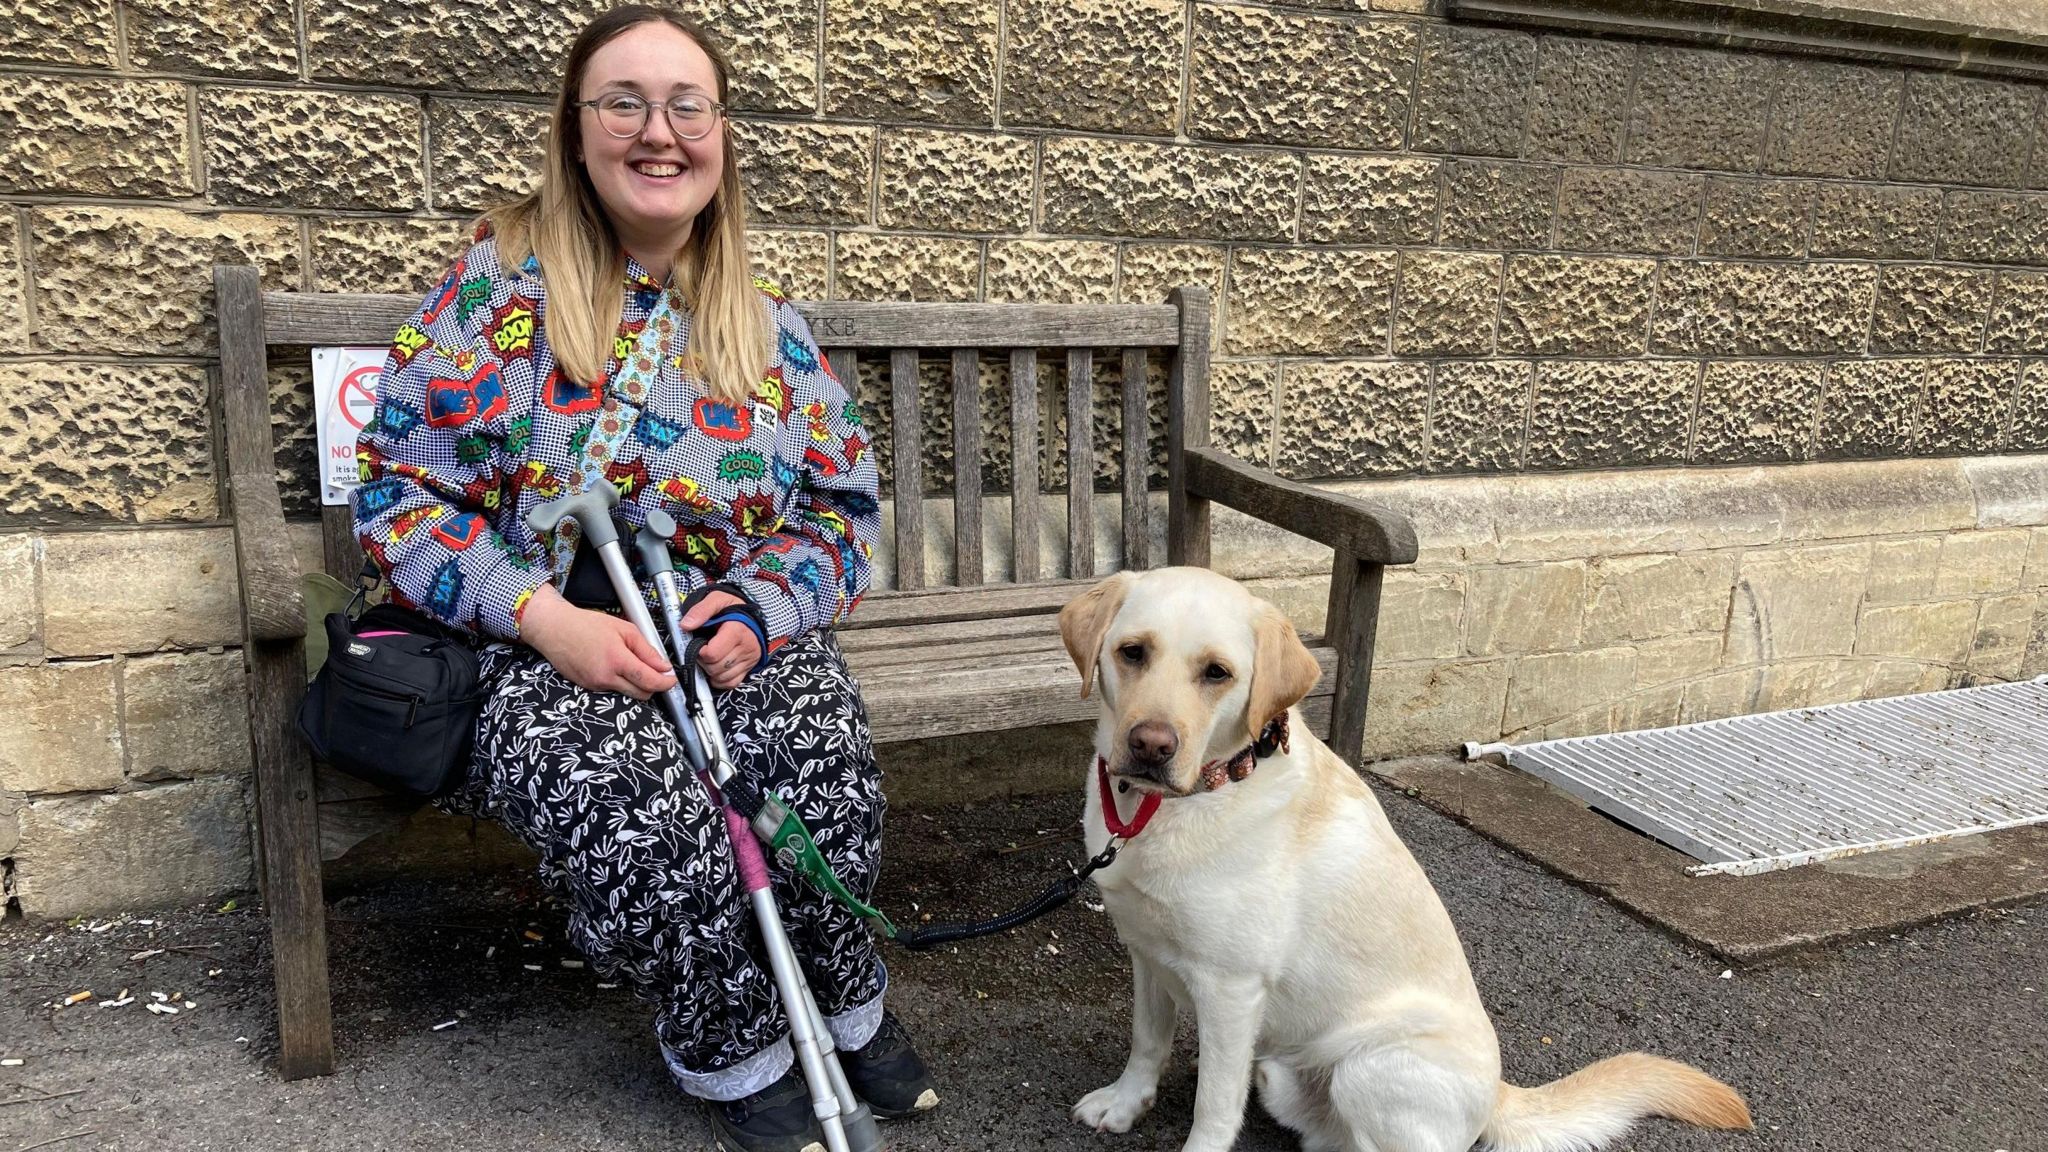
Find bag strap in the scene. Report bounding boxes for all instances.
[346,556,381,619]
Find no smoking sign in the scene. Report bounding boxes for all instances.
[313,347,388,506]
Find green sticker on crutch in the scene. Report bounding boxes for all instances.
[767,796,899,939]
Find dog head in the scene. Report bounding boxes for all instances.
[1059,567,1322,795]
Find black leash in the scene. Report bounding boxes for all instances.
[888,839,1126,951]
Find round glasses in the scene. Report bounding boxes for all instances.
[574,92,725,141]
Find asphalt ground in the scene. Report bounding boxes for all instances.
[2,781,2042,1152]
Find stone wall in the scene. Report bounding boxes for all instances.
[4,0,2047,916]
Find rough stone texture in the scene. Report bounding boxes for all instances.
[0,533,34,651]
[428,100,546,214]
[1526,360,1695,470]
[1395,252,1500,356]
[1209,360,1276,468]
[1987,272,2048,353]
[2012,362,2048,452]
[269,363,317,518]
[0,0,115,65]
[30,207,302,356]
[1584,552,1736,645]
[1525,35,1632,163]
[1466,562,1585,655]
[1300,156,1439,246]
[1225,248,1396,355]
[0,77,196,197]
[201,88,423,211]
[1497,255,1654,356]
[1504,646,1636,734]
[1700,178,1814,259]
[825,0,996,124]
[1362,658,1510,758]
[1935,530,2030,597]
[1187,5,1415,150]
[1556,168,1703,255]
[1119,243,1228,348]
[1970,592,2035,680]
[834,233,980,302]
[1623,46,1773,172]
[0,363,217,523]
[1857,598,1981,666]
[41,528,242,657]
[1819,359,1925,459]
[1917,358,2016,454]
[983,240,1116,304]
[1871,266,1995,353]
[13,777,251,918]
[1274,360,1428,479]
[1939,189,2048,265]
[1376,570,1464,662]
[1041,137,1298,242]
[1890,72,2035,188]
[1650,260,1878,356]
[1409,24,1535,157]
[1002,0,1183,135]
[1764,61,1901,180]
[122,650,251,783]
[1693,360,1823,464]
[1438,161,1557,250]
[751,229,831,301]
[309,217,473,295]
[124,0,297,77]
[0,213,23,347]
[878,130,1035,233]
[1428,361,1529,473]
[671,0,827,113]
[0,659,120,794]
[733,121,873,229]
[1867,535,1939,605]
[1727,543,1867,662]
[1809,183,1943,259]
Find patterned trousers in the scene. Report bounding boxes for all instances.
[446,628,889,1100]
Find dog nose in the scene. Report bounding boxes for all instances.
[1127,722,1179,767]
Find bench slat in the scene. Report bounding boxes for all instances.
[845,577,1096,628]
[1066,348,1094,579]
[834,611,1064,653]
[824,348,857,395]
[1121,347,1148,572]
[1010,348,1041,584]
[890,349,924,591]
[952,349,982,586]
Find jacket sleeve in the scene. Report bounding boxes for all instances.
[728,297,882,645]
[350,255,552,640]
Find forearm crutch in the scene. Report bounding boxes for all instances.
[527,488,882,1152]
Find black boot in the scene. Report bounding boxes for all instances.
[841,1010,939,1120]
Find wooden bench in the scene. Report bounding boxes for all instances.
[212,264,1418,1080]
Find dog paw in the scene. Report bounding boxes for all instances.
[1072,1083,1155,1133]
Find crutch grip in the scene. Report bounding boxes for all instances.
[526,487,621,548]
[637,508,678,577]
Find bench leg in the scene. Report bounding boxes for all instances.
[1324,552,1384,767]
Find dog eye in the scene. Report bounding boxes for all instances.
[1117,643,1146,664]
[1204,662,1232,682]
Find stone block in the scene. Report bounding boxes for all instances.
[12,777,251,918]
[878,130,1035,233]
[269,363,318,518]
[309,217,473,295]
[0,213,23,347]
[1300,156,1438,246]
[1225,248,1394,355]
[1525,360,1695,470]
[1,362,217,523]
[0,77,195,198]
[0,532,34,650]
[1409,24,1534,157]
[1856,598,1980,666]
[1809,183,1942,259]
[1917,359,2017,454]
[1693,360,1822,465]
[1273,360,1427,479]
[1866,535,1939,605]
[1679,667,1764,723]
[1623,46,1771,172]
[1041,137,1298,242]
[1650,260,1877,356]
[1699,178,1813,259]
[2013,363,2048,453]
[122,650,251,783]
[125,0,296,77]
[1525,35,1632,163]
[1776,457,1977,541]
[1818,358,1925,459]
[1865,659,1951,697]
[428,100,546,214]
[1497,255,1653,356]
[31,207,301,356]
[834,233,980,302]
[1427,361,1528,473]
[2028,528,2048,589]
[0,0,114,65]
[1764,61,1900,180]
[1377,570,1464,662]
[1756,659,1870,712]
[0,659,120,794]
[1584,552,1736,645]
[1489,462,1782,563]
[670,0,827,113]
[1935,530,2030,597]
[1119,243,1229,350]
[201,87,422,210]
[735,121,873,228]
[1465,561,1585,656]
[1394,252,1499,357]
[1503,646,1635,733]
[1187,5,1415,149]
[1969,593,2035,680]
[1871,266,1994,354]
[1555,168,1701,255]
[1890,72,2034,188]
[751,229,830,301]
[1727,542,1867,662]
[1635,633,1724,685]
[983,240,1116,304]
[1987,272,2048,354]
[1362,658,1510,758]
[1438,160,1557,250]
[1939,190,2048,266]
[1616,683,1686,731]
[1210,360,1277,468]
[824,0,995,124]
[1002,0,1183,134]
[42,528,241,656]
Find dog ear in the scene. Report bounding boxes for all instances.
[1058,572,1135,698]
[1248,603,1321,735]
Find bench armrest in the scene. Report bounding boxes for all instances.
[1184,446,1418,566]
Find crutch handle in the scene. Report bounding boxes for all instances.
[636,508,678,577]
[526,487,621,548]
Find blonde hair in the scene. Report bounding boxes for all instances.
[485,6,766,406]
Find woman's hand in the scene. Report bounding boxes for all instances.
[520,582,677,699]
[680,590,762,691]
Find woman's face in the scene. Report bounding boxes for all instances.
[577,21,726,267]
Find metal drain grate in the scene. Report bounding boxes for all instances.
[1465,678,2048,876]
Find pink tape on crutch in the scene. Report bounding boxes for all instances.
[724,805,774,892]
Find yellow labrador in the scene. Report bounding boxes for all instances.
[1058,567,1751,1152]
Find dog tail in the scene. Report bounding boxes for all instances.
[1480,1052,1751,1152]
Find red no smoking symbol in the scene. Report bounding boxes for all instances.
[337,365,380,431]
